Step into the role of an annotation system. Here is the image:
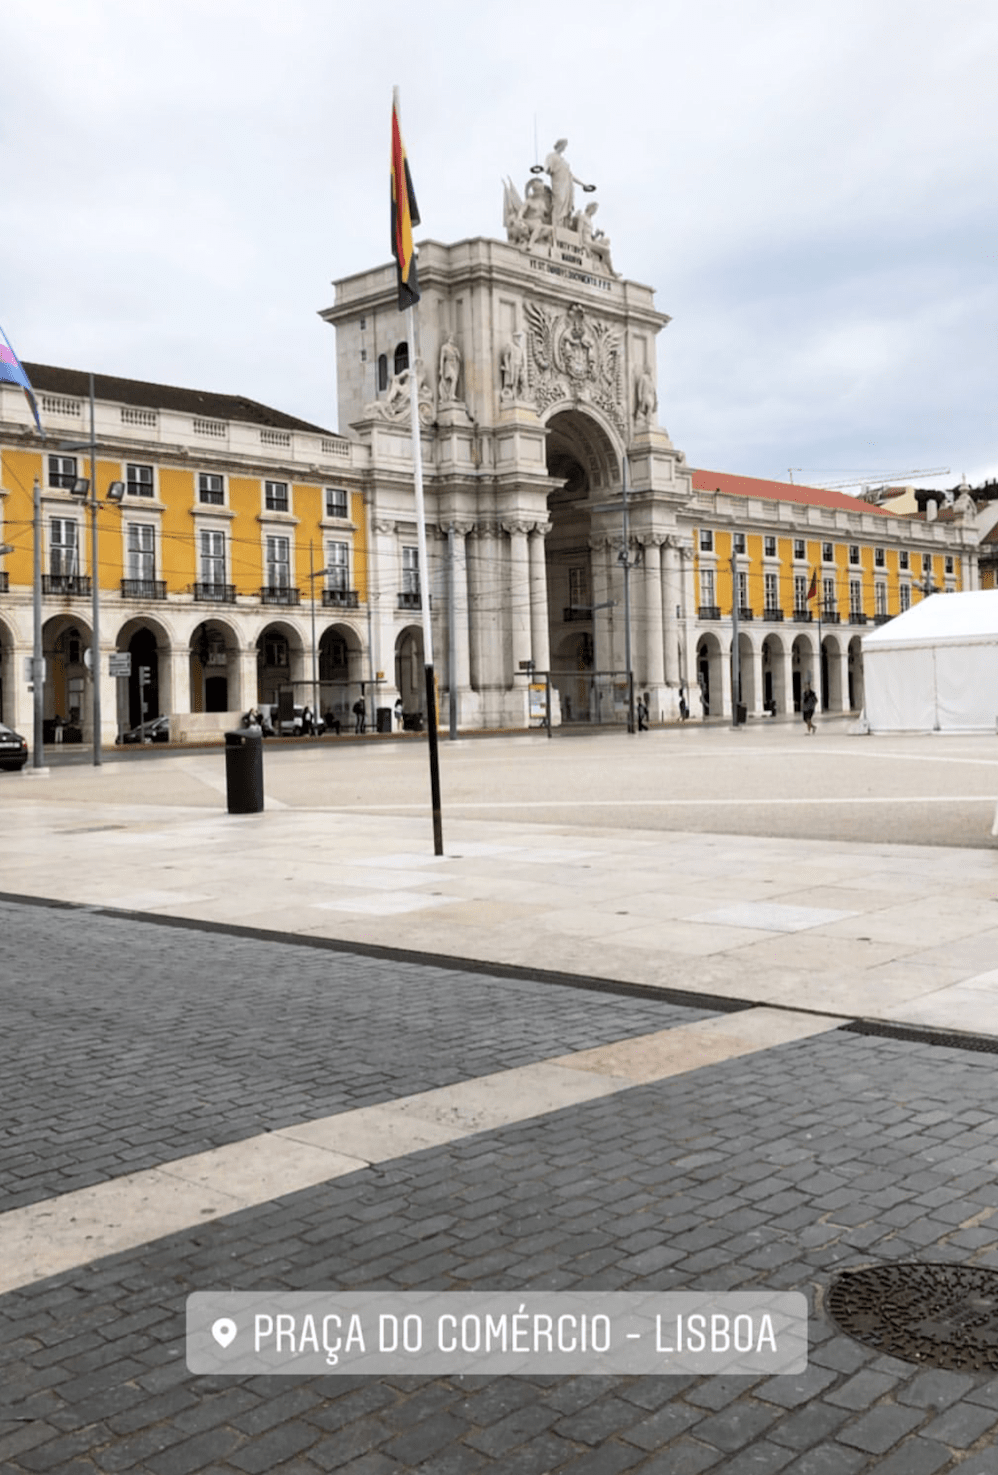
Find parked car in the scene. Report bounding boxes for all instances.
[118,715,170,744]
[0,723,29,770]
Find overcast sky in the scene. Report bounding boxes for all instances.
[4,1,995,490]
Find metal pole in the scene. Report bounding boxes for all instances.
[622,453,634,734]
[32,477,44,769]
[89,373,102,766]
[545,669,552,739]
[310,540,320,730]
[406,304,443,854]
[730,539,741,728]
[447,524,457,740]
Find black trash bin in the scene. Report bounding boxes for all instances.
[376,707,392,734]
[224,727,264,813]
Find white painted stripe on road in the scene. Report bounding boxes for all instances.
[0,1008,844,1294]
[320,795,996,811]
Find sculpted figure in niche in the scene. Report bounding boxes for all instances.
[500,333,529,401]
[438,334,461,403]
[634,367,657,423]
[383,357,433,419]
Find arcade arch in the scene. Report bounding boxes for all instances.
[189,619,241,714]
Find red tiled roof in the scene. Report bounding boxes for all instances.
[691,469,895,516]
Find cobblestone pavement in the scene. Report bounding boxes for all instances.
[5,905,998,1471]
[0,900,719,1213]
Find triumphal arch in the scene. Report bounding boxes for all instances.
[322,139,694,728]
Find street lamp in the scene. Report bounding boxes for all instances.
[58,373,125,766]
[303,541,328,732]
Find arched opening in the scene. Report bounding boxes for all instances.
[125,627,160,728]
[848,635,864,711]
[761,634,787,715]
[189,620,238,714]
[44,617,92,739]
[393,341,409,376]
[791,633,815,712]
[543,408,621,723]
[0,618,13,724]
[377,354,389,392]
[697,633,723,717]
[395,625,424,719]
[319,622,364,728]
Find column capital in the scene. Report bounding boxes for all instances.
[447,520,475,538]
[500,519,533,538]
[372,519,397,536]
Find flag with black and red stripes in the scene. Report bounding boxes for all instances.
[390,91,420,312]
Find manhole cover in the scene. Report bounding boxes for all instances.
[828,1264,998,1371]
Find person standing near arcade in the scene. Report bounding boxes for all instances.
[802,683,818,735]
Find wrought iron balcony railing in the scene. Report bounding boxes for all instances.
[43,573,91,596]
[121,578,166,600]
[322,588,359,608]
[193,582,236,603]
[260,586,301,606]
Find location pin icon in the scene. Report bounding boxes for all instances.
[211,1317,237,1349]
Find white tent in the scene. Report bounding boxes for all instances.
[862,590,998,732]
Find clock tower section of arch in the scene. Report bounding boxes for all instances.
[320,231,694,730]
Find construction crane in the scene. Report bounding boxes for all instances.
[787,467,950,491]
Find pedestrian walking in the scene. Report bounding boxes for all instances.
[352,695,366,734]
[394,697,404,730]
[679,688,689,722]
[802,683,818,735]
[636,695,649,731]
[301,705,314,736]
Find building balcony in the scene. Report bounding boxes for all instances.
[260,585,301,606]
[874,612,893,625]
[698,604,721,620]
[398,590,421,610]
[737,606,754,621]
[322,588,359,609]
[43,573,91,597]
[121,578,167,601]
[194,582,236,604]
[563,606,592,622]
[849,612,868,625]
[822,611,842,624]
[762,607,784,621]
[792,608,813,623]
[0,572,8,593]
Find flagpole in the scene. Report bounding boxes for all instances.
[406,304,443,855]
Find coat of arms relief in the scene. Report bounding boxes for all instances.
[501,301,625,436]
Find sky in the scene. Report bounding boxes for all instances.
[3,0,996,491]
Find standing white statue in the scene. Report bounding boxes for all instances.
[544,139,592,228]
[438,334,461,403]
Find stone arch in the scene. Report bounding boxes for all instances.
[0,616,14,725]
[822,631,846,712]
[696,631,724,718]
[318,621,365,727]
[847,635,865,711]
[761,632,789,715]
[255,618,308,710]
[734,629,757,715]
[189,616,241,714]
[44,614,93,737]
[394,341,409,376]
[114,614,174,730]
[552,629,595,723]
[395,624,424,716]
[791,632,817,712]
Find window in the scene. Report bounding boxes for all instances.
[394,341,409,375]
[265,535,290,589]
[764,535,776,557]
[822,577,836,614]
[48,455,77,490]
[899,550,909,570]
[875,547,885,567]
[359,317,367,331]
[849,545,860,565]
[700,568,715,606]
[737,570,748,606]
[922,553,932,574]
[50,518,79,575]
[198,473,224,505]
[794,574,807,610]
[377,354,389,392]
[325,487,348,519]
[569,566,589,610]
[402,546,419,593]
[265,480,289,513]
[126,463,154,498]
[900,583,911,611]
[733,532,746,554]
[127,524,155,582]
[264,634,289,667]
[699,529,713,552]
[875,581,887,616]
[200,529,226,586]
[945,555,954,574]
[822,542,833,562]
[793,539,806,560]
[850,579,862,614]
[326,541,349,592]
[764,572,778,608]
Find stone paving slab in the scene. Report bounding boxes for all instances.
[5,1027,998,1472]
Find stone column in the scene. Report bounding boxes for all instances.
[468,522,498,692]
[528,521,551,674]
[661,537,682,686]
[503,519,532,677]
[448,521,472,691]
[236,646,259,714]
[640,536,665,688]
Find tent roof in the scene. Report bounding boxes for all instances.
[862,590,998,650]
